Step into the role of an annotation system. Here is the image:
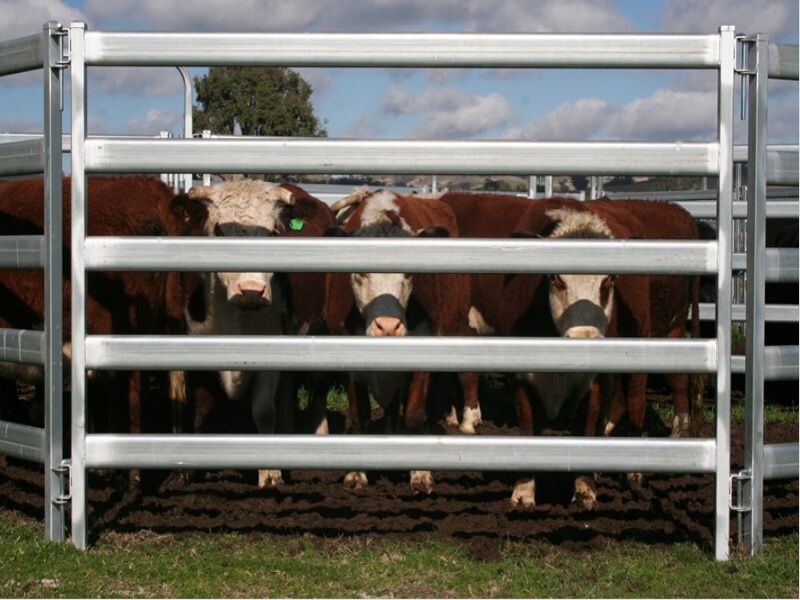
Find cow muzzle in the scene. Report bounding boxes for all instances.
[555,299,609,339]
[364,294,407,337]
[230,279,271,309]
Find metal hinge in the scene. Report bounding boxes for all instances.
[53,27,70,69]
[51,458,71,506]
[729,469,752,512]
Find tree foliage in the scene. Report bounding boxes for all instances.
[193,66,327,138]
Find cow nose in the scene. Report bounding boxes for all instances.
[370,316,406,337]
[236,280,268,299]
[565,326,603,339]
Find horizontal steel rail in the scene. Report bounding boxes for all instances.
[0,33,42,76]
[0,235,45,268]
[674,201,798,219]
[699,303,798,323]
[732,346,799,380]
[84,237,718,275]
[768,43,799,80]
[84,32,721,68]
[733,249,798,283]
[734,144,798,185]
[84,137,720,177]
[763,443,799,480]
[0,138,44,176]
[84,433,717,473]
[0,328,44,365]
[0,419,45,463]
[85,335,717,373]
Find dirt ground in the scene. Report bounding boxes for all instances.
[0,392,797,553]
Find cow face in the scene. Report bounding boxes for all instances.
[172,181,295,309]
[544,208,616,339]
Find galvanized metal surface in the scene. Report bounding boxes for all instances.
[84,434,718,473]
[83,237,718,275]
[0,138,44,176]
[768,42,799,80]
[84,335,718,373]
[733,249,799,282]
[673,201,798,220]
[43,21,65,543]
[762,443,799,480]
[0,419,45,463]
[699,303,798,323]
[69,21,88,551]
[0,236,45,268]
[83,32,721,68]
[0,33,43,76]
[83,137,720,176]
[714,26,735,562]
[0,328,44,365]
[732,346,800,380]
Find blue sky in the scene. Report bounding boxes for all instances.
[0,0,797,145]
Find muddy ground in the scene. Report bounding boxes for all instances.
[0,391,797,553]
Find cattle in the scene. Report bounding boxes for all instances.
[0,176,185,471]
[440,192,655,509]
[324,188,478,493]
[170,179,335,488]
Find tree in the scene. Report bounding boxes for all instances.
[193,66,327,138]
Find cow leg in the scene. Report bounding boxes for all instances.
[665,325,690,438]
[457,372,481,434]
[404,372,430,430]
[602,374,626,437]
[251,371,283,489]
[511,382,536,508]
[625,373,648,492]
[127,371,142,489]
[344,380,370,490]
[444,405,459,428]
[571,383,600,510]
[169,370,186,434]
[309,374,329,436]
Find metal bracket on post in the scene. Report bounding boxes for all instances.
[52,26,69,111]
[729,469,752,512]
[51,459,71,506]
[735,35,756,120]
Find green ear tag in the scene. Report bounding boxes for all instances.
[289,218,304,231]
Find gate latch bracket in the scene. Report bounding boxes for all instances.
[51,458,71,506]
[729,469,752,512]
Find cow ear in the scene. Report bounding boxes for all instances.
[169,194,209,234]
[416,226,450,238]
[324,226,350,237]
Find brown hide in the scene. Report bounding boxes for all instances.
[324,193,472,337]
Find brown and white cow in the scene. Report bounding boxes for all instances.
[324,188,478,493]
[441,192,653,509]
[171,179,322,489]
[0,176,185,462]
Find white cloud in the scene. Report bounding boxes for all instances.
[0,0,84,40]
[89,68,185,97]
[380,86,515,139]
[122,108,180,135]
[660,0,798,41]
[504,97,616,140]
[0,118,41,133]
[85,0,632,33]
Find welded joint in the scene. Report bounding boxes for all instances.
[51,458,71,506]
[729,469,752,512]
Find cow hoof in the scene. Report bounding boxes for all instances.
[570,476,597,511]
[627,472,645,493]
[343,471,368,491]
[410,470,434,495]
[444,406,459,428]
[258,469,284,489]
[510,478,536,509]
[670,413,690,438]
[458,406,482,434]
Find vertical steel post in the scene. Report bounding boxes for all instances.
[42,21,64,543]
[715,26,735,561]
[528,175,536,199]
[177,66,193,192]
[69,21,88,550]
[742,35,768,556]
[544,175,553,197]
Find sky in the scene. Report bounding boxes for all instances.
[0,0,797,147]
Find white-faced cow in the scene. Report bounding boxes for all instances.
[324,188,478,494]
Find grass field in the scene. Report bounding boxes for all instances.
[0,512,797,598]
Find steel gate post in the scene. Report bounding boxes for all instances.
[42,21,65,542]
[714,25,735,562]
[69,21,88,550]
[742,34,768,556]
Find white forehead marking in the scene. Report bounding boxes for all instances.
[359,190,412,231]
[545,208,613,239]
[197,180,289,234]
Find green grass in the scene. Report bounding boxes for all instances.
[0,513,796,598]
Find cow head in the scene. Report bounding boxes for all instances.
[326,190,449,337]
[544,208,616,339]
[170,180,295,309]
